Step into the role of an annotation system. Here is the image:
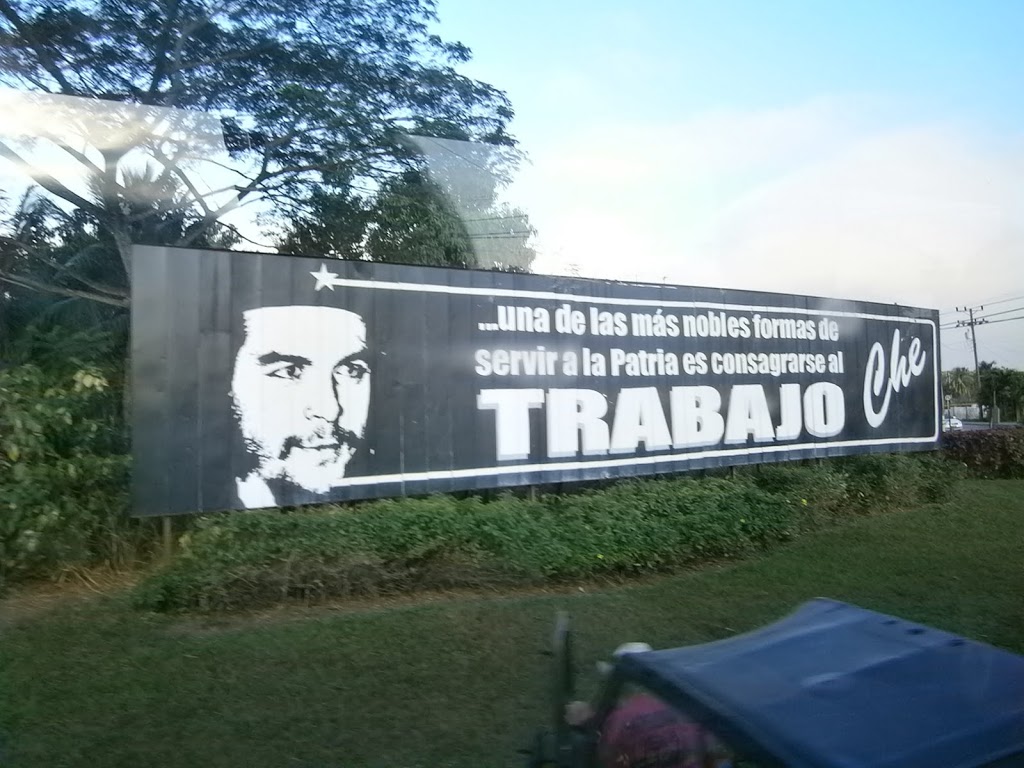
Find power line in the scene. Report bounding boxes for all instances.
[977,294,1024,309]
[941,336,972,351]
[418,136,496,176]
[462,213,530,224]
[973,305,1024,321]
[467,231,534,240]
[937,293,1024,316]
[941,316,983,329]
[981,338,1023,363]
[975,313,1024,327]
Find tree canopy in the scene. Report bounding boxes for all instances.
[978,362,1024,422]
[0,0,529,326]
[276,164,536,272]
[941,367,977,403]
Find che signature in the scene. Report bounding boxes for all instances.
[863,329,928,428]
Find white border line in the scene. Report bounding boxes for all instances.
[330,435,939,488]
[313,269,941,486]
[315,271,935,325]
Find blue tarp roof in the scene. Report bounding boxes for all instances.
[615,599,1024,768]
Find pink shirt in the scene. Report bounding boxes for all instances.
[598,694,733,768]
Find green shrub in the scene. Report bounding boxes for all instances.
[132,497,527,612]
[912,452,969,501]
[942,428,1024,479]
[749,462,850,528]
[0,358,144,589]
[837,454,918,511]
[132,451,961,613]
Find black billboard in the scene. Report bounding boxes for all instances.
[131,245,940,516]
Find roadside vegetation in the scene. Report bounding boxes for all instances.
[132,453,961,613]
[2,480,1022,768]
[6,330,1024,610]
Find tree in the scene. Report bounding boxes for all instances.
[0,167,241,360]
[941,367,976,403]
[978,364,1024,423]
[275,131,536,271]
[0,189,124,353]
[365,170,475,268]
[0,0,517,309]
[403,132,535,271]
[277,182,370,262]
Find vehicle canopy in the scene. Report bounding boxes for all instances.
[611,598,1024,768]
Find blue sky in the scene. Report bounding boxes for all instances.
[432,0,1024,369]
[440,0,1023,128]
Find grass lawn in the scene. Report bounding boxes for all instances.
[2,480,1023,768]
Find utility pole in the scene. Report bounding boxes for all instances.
[955,305,987,392]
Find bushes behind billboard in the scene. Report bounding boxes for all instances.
[942,428,1024,479]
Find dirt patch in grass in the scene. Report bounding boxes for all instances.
[5,564,727,637]
[0,569,140,631]
[157,569,710,636]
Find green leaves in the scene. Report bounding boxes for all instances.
[133,455,964,613]
[943,428,1024,479]
[0,353,134,588]
[2,0,520,318]
[942,367,977,402]
[977,365,1024,422]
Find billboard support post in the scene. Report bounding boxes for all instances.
[162,516,173,560]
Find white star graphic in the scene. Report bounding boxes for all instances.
[310,263,339,291]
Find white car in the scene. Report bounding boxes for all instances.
[942,416,963,432]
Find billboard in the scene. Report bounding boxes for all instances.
[131,245,940,516]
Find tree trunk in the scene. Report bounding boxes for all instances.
[110,225,134,436]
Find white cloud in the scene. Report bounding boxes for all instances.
[711,126,1024,304]
[506,100,1024,367]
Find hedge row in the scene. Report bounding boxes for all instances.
[942,428,1024,479]
[132,454,964,613]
